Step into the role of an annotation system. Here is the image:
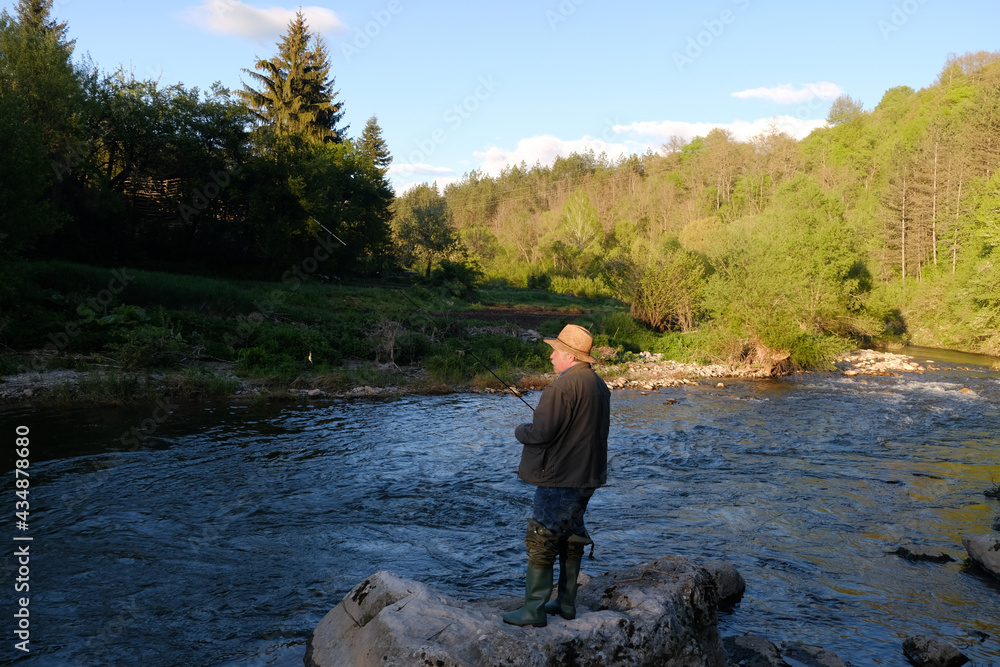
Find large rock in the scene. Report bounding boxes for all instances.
[901,635,969,667]
[961,533,1000,579]
[699,559,746,609]
[781,641,847,667]
[305,556,730,666]
[723,633,788,666]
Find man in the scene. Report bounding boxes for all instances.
[503,324,611,627]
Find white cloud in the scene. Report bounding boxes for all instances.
[473,135,634,177]
[613,115,828,143]
[470,115,829,177]
[731,82,843,104]
[180,0,345,41]
[387,164,460,195]
[387,163,456,178]
[390,114,831,193]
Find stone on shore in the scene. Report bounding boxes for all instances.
[961,534,1000,579]
[901,635,969,667]
[305,556,731,667]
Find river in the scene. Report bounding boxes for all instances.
[2,346,998,665]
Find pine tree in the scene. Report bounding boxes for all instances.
[14,0,72,49]
[238,11,344,143]
[359,115,392,172]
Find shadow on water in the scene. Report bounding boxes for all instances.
[1,348,998,665]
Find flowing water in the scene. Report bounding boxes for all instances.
[2,346,999,666]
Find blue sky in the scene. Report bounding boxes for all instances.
[8,0,999,193]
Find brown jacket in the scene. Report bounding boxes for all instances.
[515,363,610,488]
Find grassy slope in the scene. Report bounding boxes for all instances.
[1,261,660,403]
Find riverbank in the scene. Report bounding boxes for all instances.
[0,347,945,405]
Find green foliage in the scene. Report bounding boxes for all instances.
[172,367,240,397]
[0,9,85,272]
[542,188,604,277]
[392,183,461,276]
[423,335,546,385]
[827,94,864,125]
[601,237,705,331]
[526,272,552,290]
[107,323,186,370]
[700,175,882,364]
[358,115,391,172]
[6,15,1000,369]
[427,258,484,299]
[0,356,21,375]
[238,10,344,143]
[549,275,606,299]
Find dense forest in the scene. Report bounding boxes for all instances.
[1,1,394,282]
[395,51,1000,363]
[2,0,999,375]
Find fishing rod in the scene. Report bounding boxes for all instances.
[311,219,535,412]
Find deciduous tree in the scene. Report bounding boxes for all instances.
[392,184,461,277]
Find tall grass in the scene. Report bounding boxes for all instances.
[23,261,259,313]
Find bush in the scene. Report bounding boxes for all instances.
[427,259,484,300]
[394,331,433,365]
[109,324,186,370]
[549,275,608,299]
[0,356,21,375]
[527,272,552,290]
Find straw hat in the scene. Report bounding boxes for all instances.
[544,324,597,364]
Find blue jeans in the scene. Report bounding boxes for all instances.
[531,486,595,536]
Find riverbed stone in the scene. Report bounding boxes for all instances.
[781,641,847,667]
[893,544,956,563]
[961,534,1000,578]
[901,635,969,667]
[305,556,730,667]
[722,633,789,666]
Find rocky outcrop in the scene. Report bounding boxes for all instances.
[305,556,732,667]
[902,635,969,667]
[836,349,925,376]
[961,533,1000,579]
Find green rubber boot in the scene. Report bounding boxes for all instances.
[503,519,559,628]
[545,532,592,620]
[502,566,553,627]
[545,555,581,619]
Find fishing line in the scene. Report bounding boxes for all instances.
[312,219,535,412]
